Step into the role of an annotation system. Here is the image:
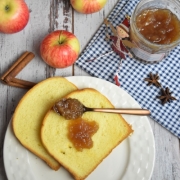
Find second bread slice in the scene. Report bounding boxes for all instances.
[41,88,133,179]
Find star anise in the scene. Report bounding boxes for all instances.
[157,87,176,105]
[144,72,161,87]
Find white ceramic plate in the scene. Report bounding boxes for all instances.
[3,76,155,180]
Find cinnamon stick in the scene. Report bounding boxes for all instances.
[0,51,37,89]
[1,51,31,80]
[2,81,31,89]
[11,78,37,89]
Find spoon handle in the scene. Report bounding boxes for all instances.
[88,108,150,116]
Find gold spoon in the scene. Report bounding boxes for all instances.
[53,98,151,120]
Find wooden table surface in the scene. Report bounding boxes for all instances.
[0,0,180,180]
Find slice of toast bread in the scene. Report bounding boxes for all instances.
[12,77,77,170]
[41,88,133,178]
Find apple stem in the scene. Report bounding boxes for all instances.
[5,5,10,12]
[58,31,63,45]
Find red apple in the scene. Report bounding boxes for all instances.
[0,0,29,34]
[70,0,107,14]
[40,30,80,68]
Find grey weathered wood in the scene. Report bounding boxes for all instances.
[0,0,180,180]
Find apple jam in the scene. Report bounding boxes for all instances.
[68,118,99,151]
[136,9,180,45]
[53,98,84,120]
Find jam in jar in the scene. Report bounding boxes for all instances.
[130,0,180,62]
[136,9,180,45]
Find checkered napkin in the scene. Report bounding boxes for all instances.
[75,0,180,138]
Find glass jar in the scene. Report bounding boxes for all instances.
[130,0,180,63]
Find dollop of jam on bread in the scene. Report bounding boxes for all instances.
[68,118,99,151]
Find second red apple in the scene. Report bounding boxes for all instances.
[0,0,29,34]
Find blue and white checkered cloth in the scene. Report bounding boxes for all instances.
[75,0,180,138]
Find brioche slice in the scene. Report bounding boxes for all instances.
[12,77,77,170]
[41,88,133,179]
